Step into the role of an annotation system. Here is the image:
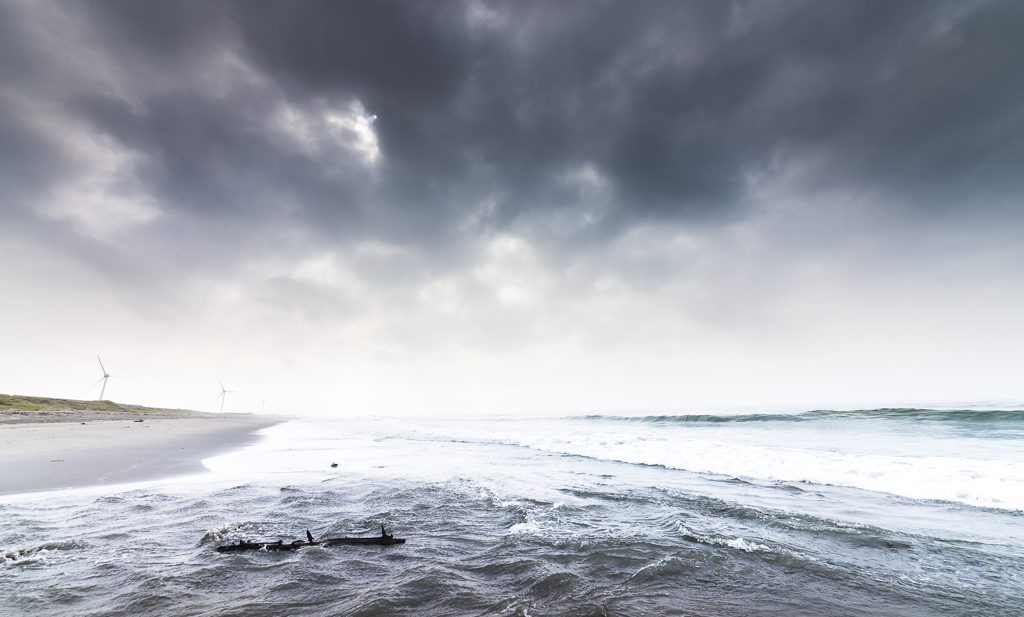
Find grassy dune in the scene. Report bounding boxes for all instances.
[0,394,204,415]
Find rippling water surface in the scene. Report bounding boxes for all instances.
[3,408,1023,616]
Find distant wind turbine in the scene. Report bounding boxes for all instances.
[214,380,236,413]
[87,356,127,400]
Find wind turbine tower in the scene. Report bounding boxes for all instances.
[214,380,236,413]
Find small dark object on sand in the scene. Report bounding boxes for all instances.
[331,462,338,467]
[134,419,143,423]
[216,525,405,553]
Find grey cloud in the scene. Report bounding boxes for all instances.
[226,0,1024,215]
[3,0,1023,274]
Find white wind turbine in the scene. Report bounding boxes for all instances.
[87,355,125,400]
[214,380,236,413]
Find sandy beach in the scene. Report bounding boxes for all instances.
[0,410,285,494]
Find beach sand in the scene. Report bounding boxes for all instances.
[0,411,285,494]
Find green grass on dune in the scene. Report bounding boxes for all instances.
[0,394,206,415]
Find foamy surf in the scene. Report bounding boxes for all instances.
[379,409,1024,510]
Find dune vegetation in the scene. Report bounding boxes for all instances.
[0,394,202,415]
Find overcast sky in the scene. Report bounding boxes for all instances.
[2,0,1023,415]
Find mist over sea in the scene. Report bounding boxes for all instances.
[3,407,1023,616]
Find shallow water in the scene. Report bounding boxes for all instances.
[3,408,1023,616]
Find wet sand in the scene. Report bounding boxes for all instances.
[0,412,286,494]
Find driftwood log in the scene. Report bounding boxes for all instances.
[216,525,405,553]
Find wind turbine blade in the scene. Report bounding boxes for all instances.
[219,380,226,392]
[84,376,106,394]
[213,392,224,403]
[97,355,106,374]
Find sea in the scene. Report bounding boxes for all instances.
[2,406,1023,616]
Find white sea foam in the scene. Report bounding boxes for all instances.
[726,537,771,552]
[674,523,772,553]
[392,417,1024,510]
[519,435,1024,509]
[196,415,1024,511]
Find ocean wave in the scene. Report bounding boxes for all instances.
[414,427,1024,510]
[2,539,88,565]
[675,523,773,553]
[572,408,1024,425]
[199,521,275,546]
[557,439,1024,509]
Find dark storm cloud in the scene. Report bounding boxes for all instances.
[3,0,1024,256]
[230,0,1024,219]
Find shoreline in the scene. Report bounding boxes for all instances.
[0,409,228,425]
[0,412,287,495]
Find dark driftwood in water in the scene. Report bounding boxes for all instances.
[216,540,307,552]
[216,525,405,553]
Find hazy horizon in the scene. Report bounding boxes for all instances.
[2,1,1023,416]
